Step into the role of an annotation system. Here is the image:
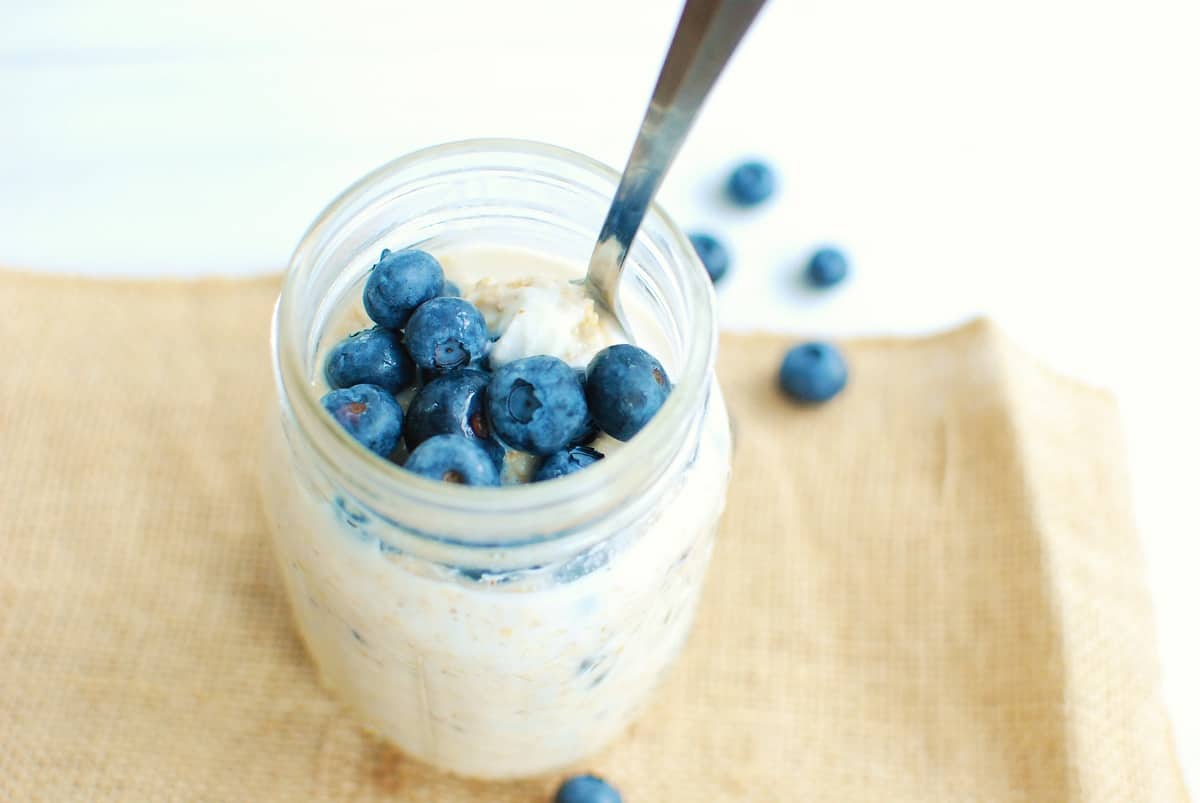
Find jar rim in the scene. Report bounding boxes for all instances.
[274,138,718,546]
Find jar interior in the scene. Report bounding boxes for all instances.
[276,140,717,548]
[301,165,690,382]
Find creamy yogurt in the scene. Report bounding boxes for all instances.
[261,245,731,778]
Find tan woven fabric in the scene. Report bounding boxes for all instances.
[0,270,1187,802]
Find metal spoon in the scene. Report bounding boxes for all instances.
[581,0,768,331]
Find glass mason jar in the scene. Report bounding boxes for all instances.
[260,139,732,779]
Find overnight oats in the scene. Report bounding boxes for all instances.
[260,140,732,779]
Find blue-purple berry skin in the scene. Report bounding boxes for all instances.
[584,345,671,442]
[805,247,849,288]
[779,342,848,403]
[404,434,500,486]
[404,368,505,469]
[404,297,490,374]
[362,248,444,330]
[726,160,776,206]
[487,356,589,456]
[321,384,405,457]
[689,232,731,284]
[533,445,604,482]
[323,326,415,393]
[555,775,622,803]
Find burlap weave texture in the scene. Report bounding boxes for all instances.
[0,271,1186,801]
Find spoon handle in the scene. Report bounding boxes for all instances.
[586,0,768,305]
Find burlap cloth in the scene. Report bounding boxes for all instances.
[0,270,1188,802]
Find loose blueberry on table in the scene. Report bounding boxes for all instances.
[688,231,731,284]
[725,159,776,207]
[319,249,672,485]
[554,774,623,803]
[779,341,848,403]
[805,246,849,289]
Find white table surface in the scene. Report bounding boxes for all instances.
[4,0,1197,791]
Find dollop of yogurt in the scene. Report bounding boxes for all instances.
[464,276,623,369]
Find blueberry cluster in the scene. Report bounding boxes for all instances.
[683,159,852,404]
[319,248,671,486]
[690,160,854,293]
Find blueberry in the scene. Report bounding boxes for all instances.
[726,160,776,206]
[362,248,444,330]
[805,246,849,288]
[533,445,604,482]
[321,384,404,457]
[779,342,848,403]
[555,774,622,803]
[323,326,416,394]
[571,414,599,447]
[688,232,731,284]
[404,297,490,374]
[440,279,461,297]
[404,434,500,486]
[585,344,671,442]
[487,356,589,456]
[404,368,505,468]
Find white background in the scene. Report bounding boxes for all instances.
[3,0,1197,791]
